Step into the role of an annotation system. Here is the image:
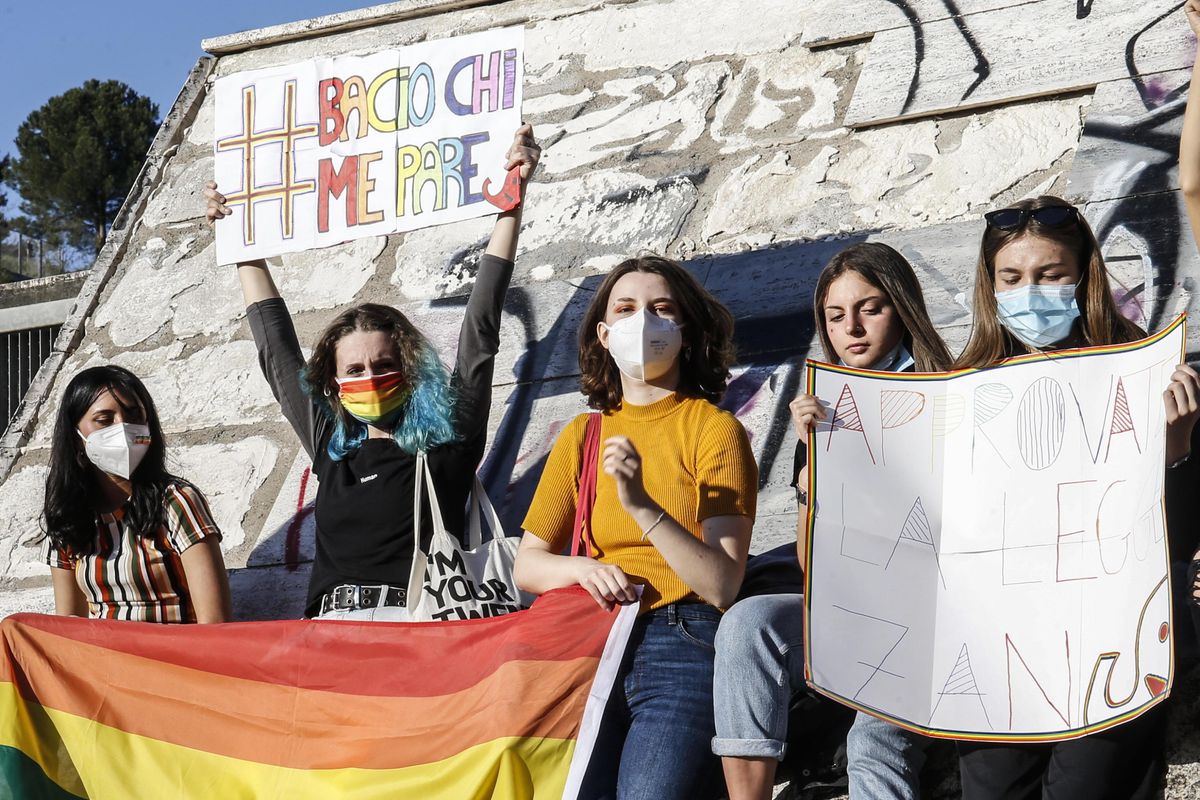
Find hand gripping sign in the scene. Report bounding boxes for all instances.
[213,27,524,264]
[803,317,1185,742]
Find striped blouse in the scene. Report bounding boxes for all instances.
[44,483,222,623]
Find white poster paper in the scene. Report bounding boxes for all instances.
[213,27,524,264]
[804,318,1185,741]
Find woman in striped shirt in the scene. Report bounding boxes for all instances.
[41,365,231,623]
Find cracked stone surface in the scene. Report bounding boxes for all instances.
[4,1,1200,793]
[704,95,1086,248]
[524,0,805,72]
[710,45,853,153]
[536,62,732,175]
[0,466,52,582]
[169,438,279,556]
[389,168,699,297]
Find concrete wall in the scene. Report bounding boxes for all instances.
[0,1,1198,794]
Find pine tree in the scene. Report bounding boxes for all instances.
[9,80,158,254]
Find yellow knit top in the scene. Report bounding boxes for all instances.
[521,393,758,610]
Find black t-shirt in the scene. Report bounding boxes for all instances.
[307,427,485,615]
[247,255,514,617]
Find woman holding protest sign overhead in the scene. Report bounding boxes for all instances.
[204,124,539,620]
[950,191,1200,799]
[514,254,757,800]
[713,243,952,800]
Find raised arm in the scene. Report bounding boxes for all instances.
[204,181,281,306]
[484,123,539,263]
[204,184,320,458]
[452,125,541,438]
[235,261,281,306]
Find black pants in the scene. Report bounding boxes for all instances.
[956,703,1167,800]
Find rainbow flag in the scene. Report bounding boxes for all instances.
[0,587,636,799]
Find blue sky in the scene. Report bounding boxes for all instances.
[0,1,370,214]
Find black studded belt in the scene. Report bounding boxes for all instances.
[318,584,408,615]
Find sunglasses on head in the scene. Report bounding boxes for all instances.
[984,205,1080,231]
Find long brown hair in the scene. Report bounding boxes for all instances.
[955,196,1144,368]
[579,255,736,411]
[814,243,953,372]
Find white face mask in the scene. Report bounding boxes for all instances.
[601,308,683,382]
[78,423,152,480]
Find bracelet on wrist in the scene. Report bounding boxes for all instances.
[640,510,667,541]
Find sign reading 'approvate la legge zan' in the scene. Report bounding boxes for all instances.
[804,318,1184,742]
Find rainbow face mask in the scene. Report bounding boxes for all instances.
[335,371,411,426]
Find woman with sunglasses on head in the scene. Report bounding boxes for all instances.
[204,124,540,620]
[43,365,231,623]
[952,196,1200,800]
[514,254,757,800]
[712,243,953,800]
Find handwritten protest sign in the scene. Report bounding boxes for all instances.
[213,27,524,264]
[803,317,1185,741]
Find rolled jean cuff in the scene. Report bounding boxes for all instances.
[710,736,787,760]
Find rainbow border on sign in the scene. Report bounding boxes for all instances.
[800,314,1186,743]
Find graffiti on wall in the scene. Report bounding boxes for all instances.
[885,0,991,114]
[8,0,1200,625]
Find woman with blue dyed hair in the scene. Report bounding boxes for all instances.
[204,124,539,619]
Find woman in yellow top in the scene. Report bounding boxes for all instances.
[515,254,757,800]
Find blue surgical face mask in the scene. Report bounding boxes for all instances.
[994,283,1081,349]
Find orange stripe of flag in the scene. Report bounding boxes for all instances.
[1,643,596,771]
[3,588,614,698]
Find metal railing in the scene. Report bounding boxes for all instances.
[2,324,60,437]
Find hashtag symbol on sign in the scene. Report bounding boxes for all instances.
[216,80,319,245]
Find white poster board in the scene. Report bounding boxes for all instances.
[804,318,1185,742]
[213,27,524,264]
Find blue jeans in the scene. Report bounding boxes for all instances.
[847,712,930,799]
[579,603,724,800]
[711,594,806,759]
